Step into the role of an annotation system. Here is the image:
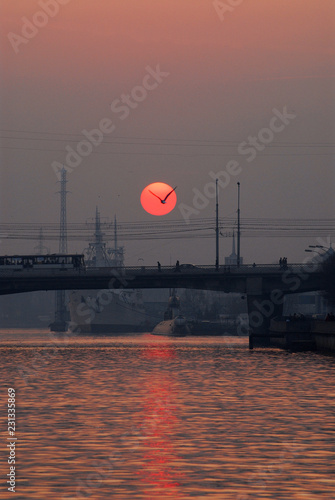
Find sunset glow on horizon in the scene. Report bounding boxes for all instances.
[1,0,334,264]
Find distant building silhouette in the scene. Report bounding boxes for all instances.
[225,232,243,266]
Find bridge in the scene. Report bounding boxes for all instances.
[0,263,323,294]
[0,263,323,296]
[0,262,324,334]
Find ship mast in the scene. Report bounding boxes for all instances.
[85,209,124,267]
[113,215,123,267]
[34,227,49,254]
[114,214,117,251]
[94,207,105,266]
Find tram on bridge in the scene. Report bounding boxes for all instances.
[0,254,85,270]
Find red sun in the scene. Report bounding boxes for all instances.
[141,182,177,216]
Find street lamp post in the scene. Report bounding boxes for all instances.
[215,179,219,271]
[304,247,330,261]
[237,182,241,268]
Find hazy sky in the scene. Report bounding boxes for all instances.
[1,0,335,265]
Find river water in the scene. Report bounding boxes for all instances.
[0,329,334,499]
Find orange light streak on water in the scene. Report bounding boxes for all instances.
[0,330,334,499]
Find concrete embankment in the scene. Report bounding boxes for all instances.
[249,319,335,353]
[311,321,335,352]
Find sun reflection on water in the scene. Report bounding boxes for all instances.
[0,331,334,499]
[137,342,184,499]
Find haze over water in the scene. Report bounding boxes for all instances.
[0,330,334,499]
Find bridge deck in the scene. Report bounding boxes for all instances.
[0,263,323,296]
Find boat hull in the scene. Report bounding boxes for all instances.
[152,319,189,337]
[68,290,150,334]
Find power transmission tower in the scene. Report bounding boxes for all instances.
[51,168,68,331]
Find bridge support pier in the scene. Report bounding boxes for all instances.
[247,293,284,348]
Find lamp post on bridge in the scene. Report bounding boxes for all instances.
[304,246,333,265]
[215,178,219,271]
[237,182,241,268]
[305,245,332,257]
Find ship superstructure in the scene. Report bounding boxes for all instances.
[68,208,148,333]
[85,208,124,267]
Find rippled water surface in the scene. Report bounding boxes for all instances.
[0,329,334,499]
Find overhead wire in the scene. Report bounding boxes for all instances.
[1,217,334,242]
[1,129,334,157]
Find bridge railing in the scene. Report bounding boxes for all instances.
[0,262,317,277]
[122,263,309,274]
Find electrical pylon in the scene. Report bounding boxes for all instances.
[51,168,68,331]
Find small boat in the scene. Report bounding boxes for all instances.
[152,316,189,337]
[152,292,190,336]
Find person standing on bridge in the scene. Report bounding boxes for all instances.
[157,261,161,272]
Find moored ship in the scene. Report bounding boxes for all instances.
[68,288,149,333]
[68,208,150,334]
